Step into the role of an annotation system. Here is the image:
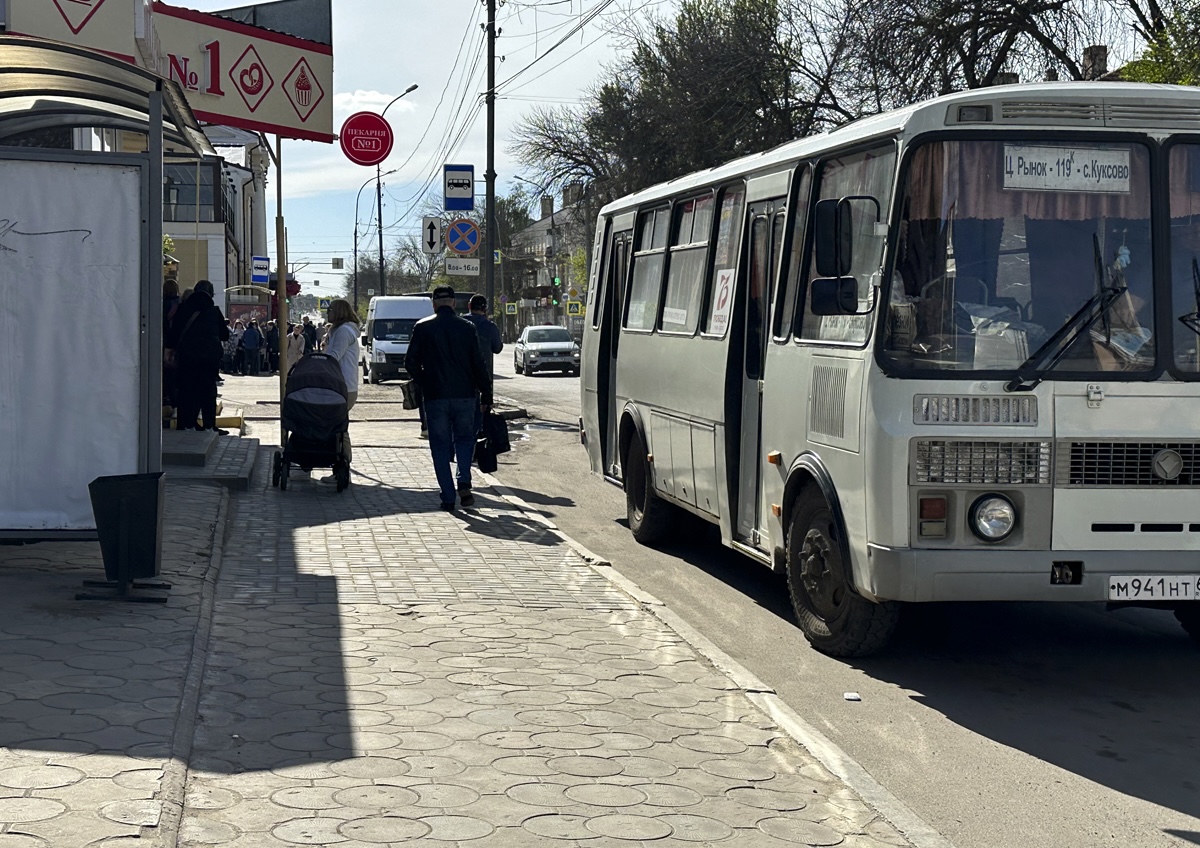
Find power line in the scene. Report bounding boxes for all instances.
[496,0,622,93]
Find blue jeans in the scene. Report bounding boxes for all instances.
[424,397,476,504]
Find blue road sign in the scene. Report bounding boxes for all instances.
[445,218,480,256]
[251,256,270,284]
[444,164,474,211]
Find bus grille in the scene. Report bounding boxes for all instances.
[913,440,1052,485]
[914,395,1037,425]
[1057,441,1200,487]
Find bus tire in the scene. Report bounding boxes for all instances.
[785,493,899,657]
[1175,604,1200,642]
[624,434,675,545]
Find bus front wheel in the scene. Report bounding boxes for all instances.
[1175,605,1200,642]
[785,494,899,657]
[624,435,675,545]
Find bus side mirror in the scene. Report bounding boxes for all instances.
[814,198,853,277]
[809,277,859,315]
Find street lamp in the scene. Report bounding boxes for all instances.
[375,83,418,297]
[354,169,395,311]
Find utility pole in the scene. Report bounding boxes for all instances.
[376,164,385,297]
[484,0,496,309]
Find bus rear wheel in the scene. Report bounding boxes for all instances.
[785,493,899,657]
[1175,604,1200,642]
[624,434,675,545]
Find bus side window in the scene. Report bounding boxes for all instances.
[703,184,746,337]
[774,167,812,341]
[660,192,714,334]
[625,208,668,332]
[797,144,897,344]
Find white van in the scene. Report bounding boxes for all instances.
[361,295,433,383]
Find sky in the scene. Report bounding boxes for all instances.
[181,0,668,295]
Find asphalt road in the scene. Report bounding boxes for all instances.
[489,354,1200,848]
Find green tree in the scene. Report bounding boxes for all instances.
[1121,2,1200,84]
[512,0,806,199]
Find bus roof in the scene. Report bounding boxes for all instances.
[599,81,1200,217]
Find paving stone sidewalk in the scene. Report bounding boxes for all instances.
[176,445,914,848]
[0,481,225,848]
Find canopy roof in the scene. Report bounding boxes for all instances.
[0,35,214,156]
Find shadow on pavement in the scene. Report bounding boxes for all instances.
[498,487,577,510]
[639,514,1200,828]
[189,465,354,775]
[854,602,1200,826]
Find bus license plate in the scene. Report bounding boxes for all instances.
[1108,575,1200,601]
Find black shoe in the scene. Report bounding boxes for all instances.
[439,501,456,512]
[457,487,475,508]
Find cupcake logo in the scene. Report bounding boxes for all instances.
[294,67,312,106]
[283,58,324,122]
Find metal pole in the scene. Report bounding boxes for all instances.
[376,163,385,297]
[274,135,288,447]
[353,221,358,312]
[145,85,164,473]
[485,0,496,308]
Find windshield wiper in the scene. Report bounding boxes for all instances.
[1006,235,1126,392]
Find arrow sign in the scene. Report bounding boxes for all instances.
[421,216,442,255]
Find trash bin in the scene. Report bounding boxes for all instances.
[88,472,165,582]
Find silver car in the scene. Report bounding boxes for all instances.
[514,325,580,376]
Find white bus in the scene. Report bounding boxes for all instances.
[581,82,1200,656]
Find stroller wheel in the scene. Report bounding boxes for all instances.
[272,452,282,487]
[335,462,350,492]
[280,463,289,491]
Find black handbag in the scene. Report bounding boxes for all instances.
[483,411,510,455]
[474,435,498,473]
[400,379,422,410]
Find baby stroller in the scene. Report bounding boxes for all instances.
[272,353,351,492]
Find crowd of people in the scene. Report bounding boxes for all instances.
[163,279,504,505]
[222,313,333,378]
[163,278,351,432]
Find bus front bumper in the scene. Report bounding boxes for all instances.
[867,544,1200,603]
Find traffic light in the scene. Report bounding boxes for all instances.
[553,276,561,286]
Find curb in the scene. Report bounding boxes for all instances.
[479,472,956,848]
[152,486,230,848]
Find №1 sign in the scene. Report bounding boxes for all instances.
[6,0,334,142]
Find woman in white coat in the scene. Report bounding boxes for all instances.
[321,299,361,479]
[285,322,306,374]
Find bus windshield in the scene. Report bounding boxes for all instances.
[373,318,419,341]
[882,139,1154,376]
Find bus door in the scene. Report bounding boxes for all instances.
[600,229,633,477]
[736,198,787,547]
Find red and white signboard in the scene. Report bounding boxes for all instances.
[340,112,394,167]
[52,0,109,35]
[7,1,335,142]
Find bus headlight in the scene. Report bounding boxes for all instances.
[969,494,1017,543]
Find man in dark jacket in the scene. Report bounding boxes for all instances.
[463,294,503,434]
[265,320,280,374]
[302,316,317,353]
[405,285,492,510]
[166,279,229,431]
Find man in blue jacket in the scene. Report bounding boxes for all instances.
[405,286,493,511]
[241,319,263,375]
[463,294,503,434]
